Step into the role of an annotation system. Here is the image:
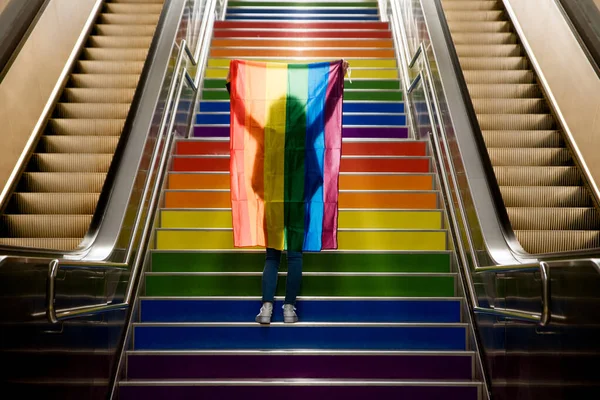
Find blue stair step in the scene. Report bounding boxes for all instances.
[140,298,462,323]
[133,324,467,350]
[195,113,406,126]
[226,16,381,21]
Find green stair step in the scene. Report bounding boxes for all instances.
[202,90,403,101]
[145,273,455,297]
[227,1,379,7]
[203,79,400,90]
[151,252,451,273]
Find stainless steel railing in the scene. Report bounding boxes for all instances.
[388,0,551,325]
[41,0,219,324]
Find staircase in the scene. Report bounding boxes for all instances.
[119,0,482,398]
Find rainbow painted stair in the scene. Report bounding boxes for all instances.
[119,1,481,398]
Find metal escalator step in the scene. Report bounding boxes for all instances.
[472,99,547,114]
[0,215,92,238]
[95,24,156,36]
[70,74,140,88]
[29,154,112,173]
[62,88,135,103]
[39,136,120,153]
[515,230,600,253]
[441,1,502,11]
[0,238,82,251]
[455,44,521,57]
[482,130,563,148]
[88,35,153,49]
[99,13,160,25]
[507,207,600,230]
[77,61,144,74]
[488,147,572,166]
[21,172,106,192]
[54,103,130,119]
[10,193,99,214]
[494,166,581,186]
[488,148,572,166]
[104,3,163,14]
[445,10,505,21]
[447,21,511,33]
[82,47,148,61]
[459,57,527,70]
[463,70,534,84]
[477,114,555,130]
[500,186,592,207]
[451,32,517,45]
[47,119,125,136]
[467,84,541,98]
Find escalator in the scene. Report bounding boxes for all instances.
[440,0,600,254]
[0,0,164,251]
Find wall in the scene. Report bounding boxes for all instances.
[505,0,600,195]
[0,0,96,193]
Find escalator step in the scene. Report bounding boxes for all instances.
[104,3,164,14]
[77,60,144,74]
[515,230,600,253]
[70,73,139,88]
[99,13,160,25]
[467,84,541,98]
[39,136,120,153]
[82,47,149,61]
[487,148,572,166]
[95,24,157,36]
[463,70,534,84]
[443,1,503,12]
[451,32,516,44]
[455,44,521,57]
[494,166,581,186]
[482,130,563,148]
[10,193,99,214]
[472,99,547,114]
[477,114,555,130]
[46,119,125,136]
[507,207,600,230]
[447,21,511,33]
[0,238,82,251]
[21,172,106,192]
[29,154,112,173]
[445,11,505,22]
[501,186,592,207]
[459,57,527,70]
[54,103,130,119]
[63,88,135,103]
[0,215,92,238]
[88,35,153,49]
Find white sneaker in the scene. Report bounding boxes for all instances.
[283,304,298,324]
[255,302,273,325]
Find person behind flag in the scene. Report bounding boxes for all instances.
[225,60,349,324]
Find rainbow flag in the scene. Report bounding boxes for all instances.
[229,59,344,252]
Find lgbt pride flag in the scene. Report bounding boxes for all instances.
[229,59,344,252]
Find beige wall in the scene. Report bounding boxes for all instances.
[0,0,9,14]
[0,0,96,192]
[595,0,600,11]
[505,0,600,195]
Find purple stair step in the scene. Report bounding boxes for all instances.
[127,352,473,380]
[193,126,409,139]
[120,382,480,400]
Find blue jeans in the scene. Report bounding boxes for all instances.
[262,247,302,305]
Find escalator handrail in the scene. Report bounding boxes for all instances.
[389,0,551,325]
